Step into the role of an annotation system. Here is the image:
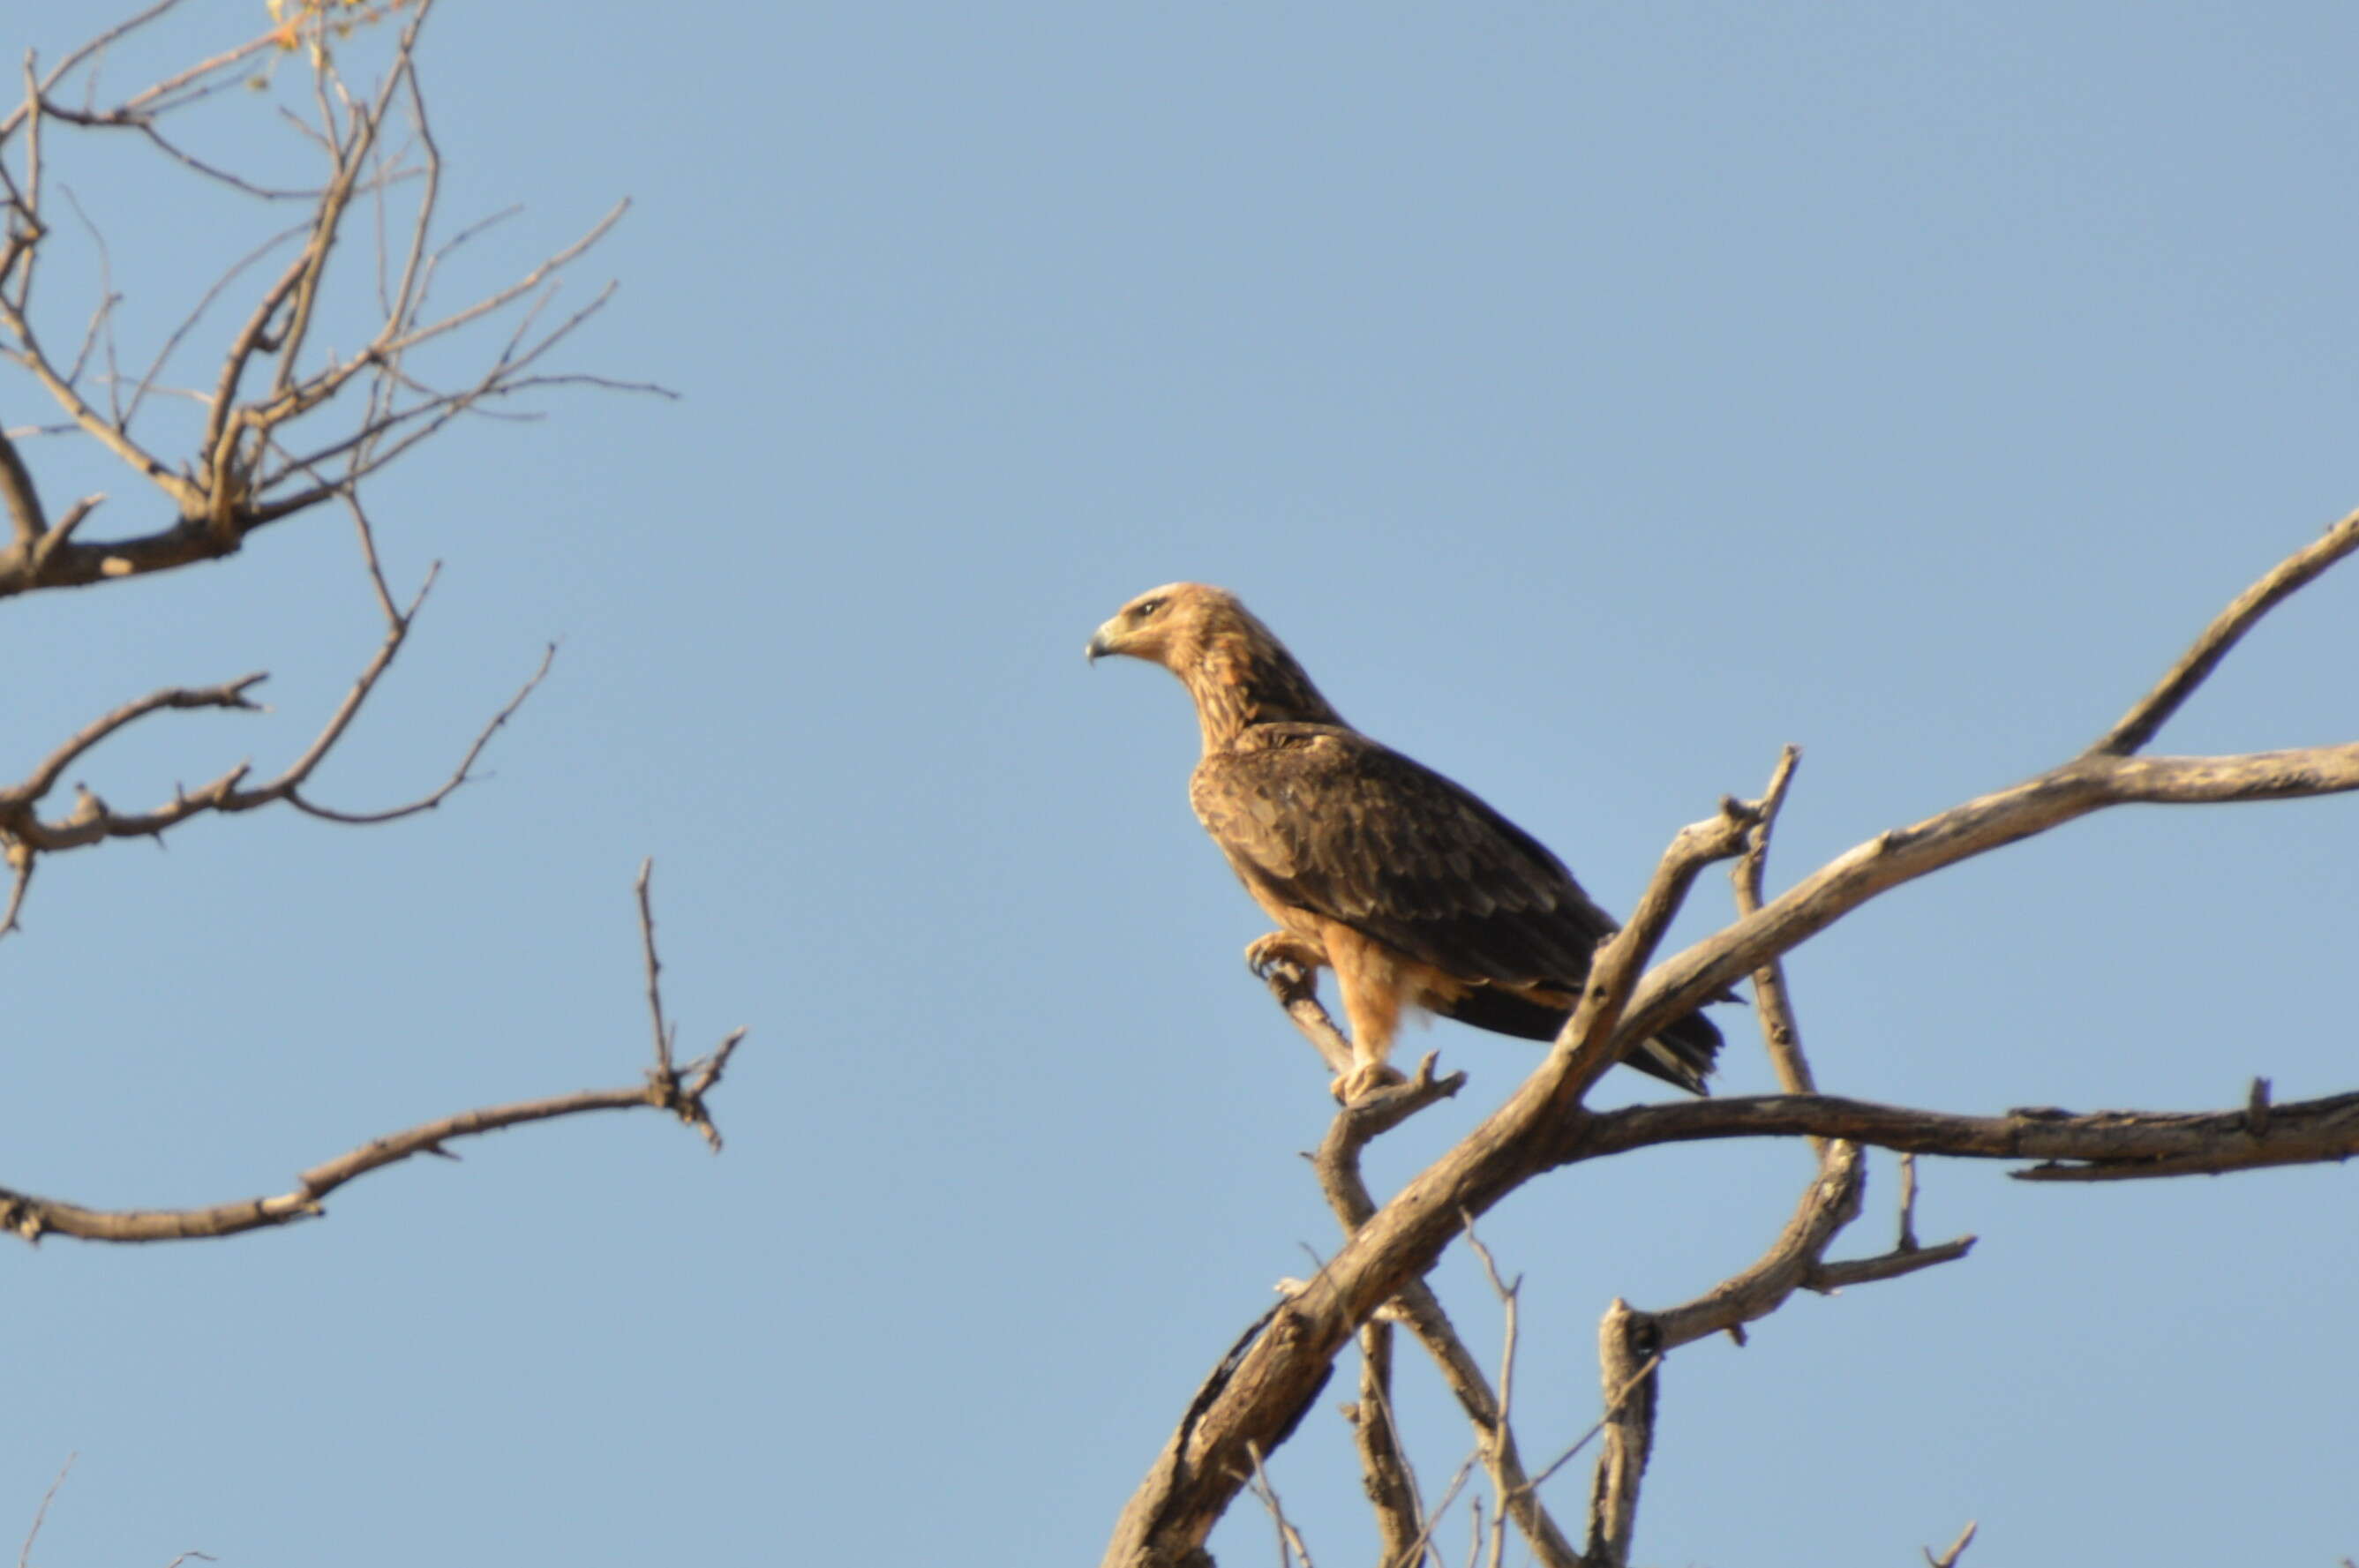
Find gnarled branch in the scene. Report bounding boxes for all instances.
[1101,512,2359,1567]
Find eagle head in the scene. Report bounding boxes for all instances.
[1086,581,1222,670]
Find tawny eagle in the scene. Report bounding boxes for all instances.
[1088,581,1722,1099]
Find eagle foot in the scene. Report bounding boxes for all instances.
[1245,931,1325,983]
[1331,1060,1409,1104]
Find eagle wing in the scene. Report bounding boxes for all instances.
[1189,723,1621,990]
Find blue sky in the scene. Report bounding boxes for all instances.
[6,3,2355,1564]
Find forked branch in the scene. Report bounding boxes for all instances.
[0,0,660,600]
[0,515,549,934]
[1102,511,2359,1568]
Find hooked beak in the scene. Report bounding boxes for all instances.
[1085,625,1118,664]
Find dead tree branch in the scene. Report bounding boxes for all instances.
[1582,1302,1657,1568]
[2090,518,2359,757]
[1101,512,2359,1567]
[0,547,549,933]
[1566,1089,2359,1180]
[1387,1282,1582,1568]
[1301,1044,1574,1568]
[1732,744,1813,1099]
[1257,955,1361,1083]
[0,867,745,1245]
[1926,1519,1980,1568]
[15,1455,75,1568]
[1612,510,2359,1059]
[0,0,662,599]
[1344,1322,1423,1568]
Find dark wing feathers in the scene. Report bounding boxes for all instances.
[1191,724,1621,987]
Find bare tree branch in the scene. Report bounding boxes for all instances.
[1387,1282,1582,1568]
[0,673,267,811]
[1103,795,1784,1567]
[1257,954,1359,1083]
[0,570,542,871]
[1296,1041,1575,1568]
[1611,510,2359,1065]
[1569,1089,2359,1180]
[1807,1234,1979,1288]
[14,1455,73,1568]
[1732,745,1811,1096]
[1519,1351,1661,1501]
[1896,1150,1922,1251]
[1616,736,2359,1070]
[284,640,553,826]
[1460,1223,1525,1568]
[637,857,678,1077]
[0,491,552,936]
[1925,1519,1980,1567]
[1344,1323,1424,1568]
[0,425,46,544]
[2092,514,2359,756]
[1581,1303,1657,1568]
[0,871,746,1245]
[0,0,653,600]
[1648,740,1975,1343]
[1101,513,2359,1567]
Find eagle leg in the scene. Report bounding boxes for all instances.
[1244,929,1412,1102]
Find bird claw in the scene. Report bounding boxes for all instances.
[1331,1061,1409,1103]
[1245,932,1321,984]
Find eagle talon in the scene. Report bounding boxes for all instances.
[1331,1062,1409,1103]
[1245,932,1322,985]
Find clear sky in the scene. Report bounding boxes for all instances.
[6,4,2355,1564]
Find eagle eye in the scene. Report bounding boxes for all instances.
[1133,597,1164,620]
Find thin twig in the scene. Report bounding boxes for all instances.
[0,849,34,937]
[1390,1281,1583,1568]
[1460,1220,1521,1568]
[1925,1519,1979,1567]
[288,642,555,826]
[637,858,675,1077]
[15,1454,73,1568]
[1386,1456,1481,1568]
[0,0,639,603]
[1314,1098,1578,1568]
[1243,1441,1314,1568]
[2,869,745,1244]
[1523,1351,1662,1495]
[2092,512,2359,756]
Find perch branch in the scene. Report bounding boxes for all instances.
[1257,956,1357,1081]
[1103,514,2359,1567]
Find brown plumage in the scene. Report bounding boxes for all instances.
[1087,581,1722,1099]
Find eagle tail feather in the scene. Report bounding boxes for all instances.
[1436,988,1721,1096]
